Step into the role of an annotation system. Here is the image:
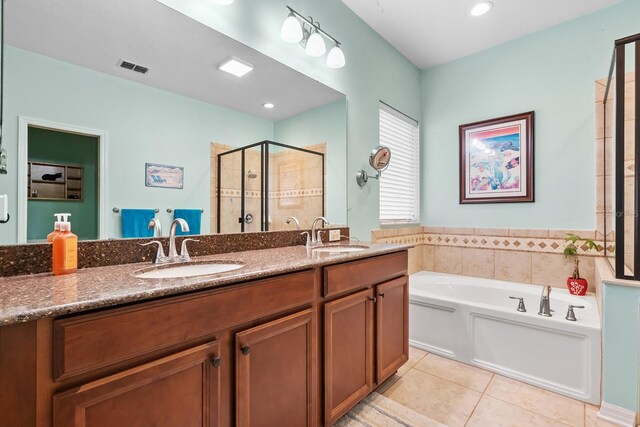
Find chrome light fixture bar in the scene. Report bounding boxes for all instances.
[281,6,346,69]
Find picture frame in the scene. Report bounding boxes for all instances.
[145,163,184,189]
[459,111,534,204]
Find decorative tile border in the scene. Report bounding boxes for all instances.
[217,188,323,199]
[372,228,612,256]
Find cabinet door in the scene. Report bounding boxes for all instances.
[376,276,409,384]
[53,341,222,427]
[236,309,317,427]
[324,289,374,425]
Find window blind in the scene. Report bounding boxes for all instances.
[379,103,420,224]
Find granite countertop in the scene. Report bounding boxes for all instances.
[0,242,411,326]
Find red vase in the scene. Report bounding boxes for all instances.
[566,277,588,296]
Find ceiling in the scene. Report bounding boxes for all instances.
[4,0,345,121]
[341,0,621,68]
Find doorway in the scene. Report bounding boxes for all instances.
[18,117,107,243]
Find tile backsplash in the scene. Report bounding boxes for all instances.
[372,226,605,292]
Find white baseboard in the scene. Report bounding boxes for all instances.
[598,401,637,427]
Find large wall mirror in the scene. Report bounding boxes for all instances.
[0,0,347,244]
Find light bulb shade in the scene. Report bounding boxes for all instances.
[281,13,303,43]
[326,45,346,68]
[305,31,326,57]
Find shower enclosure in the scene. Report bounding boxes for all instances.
[215,140,325,233]
[601,32,640,279]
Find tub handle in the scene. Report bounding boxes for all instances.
[509,296,527,312]
[565,305,585,321]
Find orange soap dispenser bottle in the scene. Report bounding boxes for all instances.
[47,213,64,242]
[52,214,78,275]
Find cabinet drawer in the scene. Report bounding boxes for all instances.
[323,251,407,298]
[53,270,315,380]
[53,341,221,427]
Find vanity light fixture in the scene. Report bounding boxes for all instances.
[218,57,254,77]
[263,102,275,109]
[281,6,345,69]
[470,1,494,16]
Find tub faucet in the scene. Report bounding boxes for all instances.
[168,218,190,261]
[538,285,552,317]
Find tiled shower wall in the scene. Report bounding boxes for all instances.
[268,143,325,231]
[210,142,325,233]
[372,227,605,291]
[596,72,635,272]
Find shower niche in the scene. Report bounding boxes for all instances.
[212,140,325,233]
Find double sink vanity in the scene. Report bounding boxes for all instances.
[0,235,410,427]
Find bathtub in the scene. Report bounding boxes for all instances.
[409,271,601,404]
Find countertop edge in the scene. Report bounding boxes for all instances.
[0,243,412,326]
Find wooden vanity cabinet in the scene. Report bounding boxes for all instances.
[324,289,375,424]
[322,252,409,425]
[236,308,317,427]
[0,250,409,427]
[375,276,409,383]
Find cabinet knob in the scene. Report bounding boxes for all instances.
[211,356,222,368]
[240,345,251,356]
[379,292,385,298]
[368,296,377,304]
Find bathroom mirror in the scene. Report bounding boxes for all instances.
[0,0,347,244]
[369,146,391,172]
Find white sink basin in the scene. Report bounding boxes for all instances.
[135,262,244,279]
[312,245,367,254]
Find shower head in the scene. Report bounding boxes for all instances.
[246,169,258,179]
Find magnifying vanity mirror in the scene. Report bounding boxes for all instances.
[355,146,391,187]
[0,0,347,244]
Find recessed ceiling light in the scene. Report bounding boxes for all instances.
[470,1,494,16]
[218,57,254,77]
[263,103,275,109]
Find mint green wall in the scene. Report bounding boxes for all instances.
[156,0,422,240]
[0,46,274,242]
[602,283,640,412]
[274,99,347,224]
[421,0,640,229]
[27,127,99,241]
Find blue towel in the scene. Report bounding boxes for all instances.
[174,209,202,236]
[121,209,155,238]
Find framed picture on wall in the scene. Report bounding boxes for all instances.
[145,163,184,189]
[459,111,534,204]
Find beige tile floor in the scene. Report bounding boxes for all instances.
[377,347,618,427]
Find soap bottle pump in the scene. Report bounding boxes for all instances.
[47,213,64,242]
[52,213,78,276]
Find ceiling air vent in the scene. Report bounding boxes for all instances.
[118,60,149,74]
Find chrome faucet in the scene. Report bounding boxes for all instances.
[140,219,195,265]
[168,218,190,261]
[310,217,330,246]
[286,216,301,230]
[148,218,162,237]
[538,285,552,317]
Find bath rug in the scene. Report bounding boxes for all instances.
[335,392,445,427]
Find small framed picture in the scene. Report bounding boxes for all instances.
[459,111,534,204]
[145,163,184,189]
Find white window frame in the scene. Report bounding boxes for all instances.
[378,102,420,225]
